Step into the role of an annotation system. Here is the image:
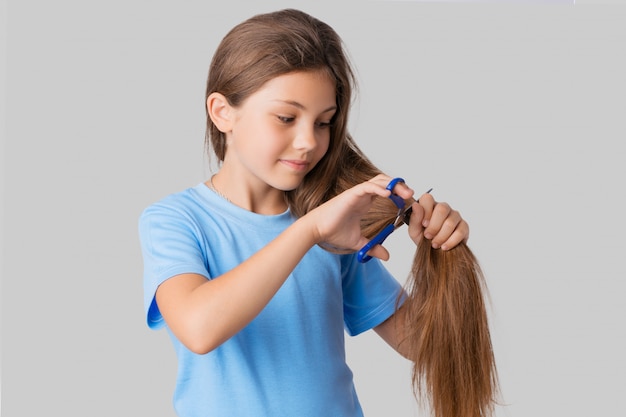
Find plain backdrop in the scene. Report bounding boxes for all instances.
[2,1,625,416]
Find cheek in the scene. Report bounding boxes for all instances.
[309,135,331,169]
[238,118,279,154]
[316,134,331,159]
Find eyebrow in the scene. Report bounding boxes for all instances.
[273,100,337,114]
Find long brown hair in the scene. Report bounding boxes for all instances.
[304,144,500,417]
[205,8,499,417]
[403,237,498,417]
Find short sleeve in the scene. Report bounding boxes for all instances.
[341,255,404,336]
[138,204,210,330]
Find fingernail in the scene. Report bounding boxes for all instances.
[431,242,440,249]
[424,233,433,240]
[422,219,429,227]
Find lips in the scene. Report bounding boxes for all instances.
[280,159,310,171]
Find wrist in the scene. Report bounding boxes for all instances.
[293,211,322,247]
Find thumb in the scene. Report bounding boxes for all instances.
[357,241,390,262]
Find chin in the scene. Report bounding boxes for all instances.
[275,177,305,192]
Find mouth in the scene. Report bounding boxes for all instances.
[280,159,310,172]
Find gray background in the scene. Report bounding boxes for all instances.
[3,0,625,416]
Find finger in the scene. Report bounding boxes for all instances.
[423,202,452,239]
[369,174,415,200]
[407,202,426,242]
[417,192,436,228]
[439,220,470,251]
[390,180,414,200]
[364,244,390,262]
[354,179,393,200]
[429,210,463,249]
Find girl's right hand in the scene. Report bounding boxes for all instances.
[306,174,414,260]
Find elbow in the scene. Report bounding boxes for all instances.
[179,331,222,355]
[185,341,215,356]
[177,325,230,355]
[164,310,230,354]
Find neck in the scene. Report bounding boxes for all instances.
[209,174,232,203]
[206,172,288,215]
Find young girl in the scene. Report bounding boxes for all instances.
[139,8,490,417]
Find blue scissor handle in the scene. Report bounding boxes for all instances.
[357,177,407,263]
[357,223,395,263]
[386,177,406,209]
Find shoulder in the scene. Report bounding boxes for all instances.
[138,184,222,237]
[141,184,209,220]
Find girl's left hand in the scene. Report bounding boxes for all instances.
[406,192,469,251]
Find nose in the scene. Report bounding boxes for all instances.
[292,124,318,152]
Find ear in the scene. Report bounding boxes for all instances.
[207,92,234,133]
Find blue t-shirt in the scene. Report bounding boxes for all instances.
[139,183,404,417]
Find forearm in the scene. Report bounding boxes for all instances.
[374,303,411,359]
[157,215,318,354]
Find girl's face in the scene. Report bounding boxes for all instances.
[223,70,336,191]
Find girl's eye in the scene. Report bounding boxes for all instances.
[277,116,295,123]
[315,121,332,129]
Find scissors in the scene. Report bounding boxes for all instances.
[357,177,432,263]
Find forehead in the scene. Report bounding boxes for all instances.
[251,70,337,107]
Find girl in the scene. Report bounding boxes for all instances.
[139,8,495,417]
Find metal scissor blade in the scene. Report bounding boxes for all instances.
[401,205,413,226]
[400,187,433,226]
